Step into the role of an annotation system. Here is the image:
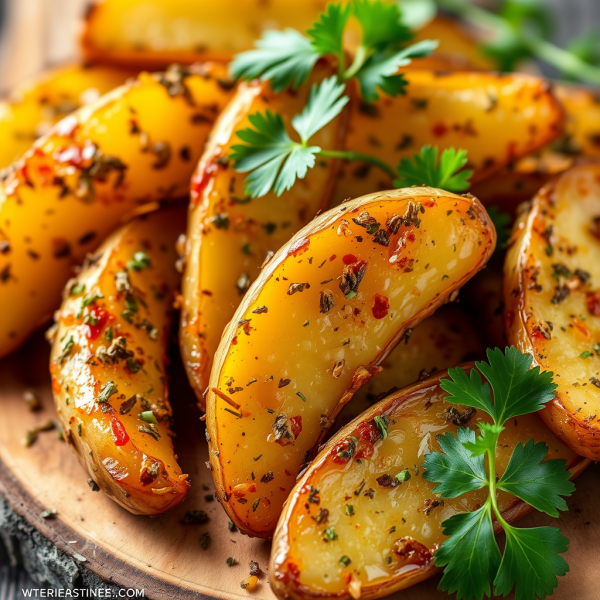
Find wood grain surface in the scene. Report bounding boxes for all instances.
[0,331,599,599]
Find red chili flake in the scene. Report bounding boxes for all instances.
[343,254,358,265]
[586,291,600,316]
[284,470,292,477]
[289,416,303,438]
[84,307,109,340]
[329,254,337,262]
[372,294,390,319]
[356,420,379,443]
[355,443,375,460]
[232,336,238,346]
[432,122,448,137]
[111,417,129,446]
[190,158,220,203]
[289,237,310,257]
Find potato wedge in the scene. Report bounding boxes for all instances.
[206,187,495,537]
[333,305,484,433]
[270,369,588,600]
[49,205,188,515]
[555,85,600,158]
[0,63,235,360]
[333,71,564,205]
[0,64,136,168]
[179,66,348,409]
[504,161,600,460]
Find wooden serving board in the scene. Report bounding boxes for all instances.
[0,332,599,599]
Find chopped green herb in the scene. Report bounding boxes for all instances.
[97,381,117,403]
[182,510,209,525]
[200,532,211,550]
[345,504,355,516]
[339,555,351,567]
[374,415,390,439]
[127,251,151,271]
[139,411,158,424]
[324,527,338,541]
[395,469,411,483]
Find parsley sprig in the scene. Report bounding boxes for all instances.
[423,347,575,600]
[229,0,439,198]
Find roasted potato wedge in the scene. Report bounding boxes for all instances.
[504,162,600,460]
[270,369,588,600]
[49,205,188,515]
[0,63,235,360]
[180,66,348,409]
[333,305,484,433]
[555,85,600,158]
[0,64,135,168]
[333,71,564,205]
[206,187,496,537]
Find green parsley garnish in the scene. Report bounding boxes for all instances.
[345,504,355,516]
[395,469,411,483]
[580,351,593,358]
[139,411,157,424]
[199,532,211,550]
[229,0,437,198]
[339,555,351,567]
[394,146,473,193]
[127,251,151,271]
[58,336,75,364]
[182,510,209,525]
[374,415,389,439]
[324,527,338,541]
[423,347,575,600]
[97,381,118,403]
[70,283,85,295]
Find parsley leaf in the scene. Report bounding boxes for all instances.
[477,347,558,425]
[439,365,494,417]
[394,145,473,192]
[497,440,575,517]
[494,525,569,600]
[355,40,438,103]
[352,0,413,49]
[307,2,351,61]
[229,29,319,92]
[435,506,501,600]
[462,422,504,457]
[231,77,348,197]
[422,428,487,498]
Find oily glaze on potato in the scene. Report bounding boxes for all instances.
[270,370,588,600]
[0,64,136,168]
[206,187,496,537]
[0,63,235,360]
[333,305,484,433]
[333,71,564,205]
[49,206,188,515]
[504,162,600,460]
[180,65,348,409]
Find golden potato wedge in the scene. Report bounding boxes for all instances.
[504,162,600,460]
[179,66,348,409]
[0,63,235,360]
[270,369,588,600]
[333,71,564,205]
[555,85,600,158]
[333,304,484,433]
[206,187,496,537]
[81,0,332,68]
[49,205,188,515]
[0,64,136,168]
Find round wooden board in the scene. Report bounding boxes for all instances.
[1,333,599,599]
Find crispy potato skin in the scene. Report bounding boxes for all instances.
[49,206,188,515]
[332,305,485,433]
[504,162,600,460]
[206,187,496,538]
[0,63,235,360]
[333,71,564,205]
[270,369,588,600]
[179,66,349,409]
[0,64,136,168]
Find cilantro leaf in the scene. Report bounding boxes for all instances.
[422,427,487,498]
[462,422,504,457]
[308,2,351,60]
[477,347,557,425]
[497,439,575,517]
[355,40,438,103]
[435,505,501,600]
[230,29,319,92]
[394,145,473,192]
[494,525,569,600]
[353,0,413,49]
[292,76,349,142]
[440,366,494,418]
[231,77,348,197]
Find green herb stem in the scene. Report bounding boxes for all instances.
[437,0,600,85]
[318,148,396,179]
[343,45,367,81]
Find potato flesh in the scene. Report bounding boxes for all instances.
[271,376,581,599]
[50,207,188,515]
[180,67,347,407]
[207,188,495,537]
[0,64,234,359]
[333,71,563,205]
[0,64,135,168]
[333,305,484,433]
[504,163,600,459]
